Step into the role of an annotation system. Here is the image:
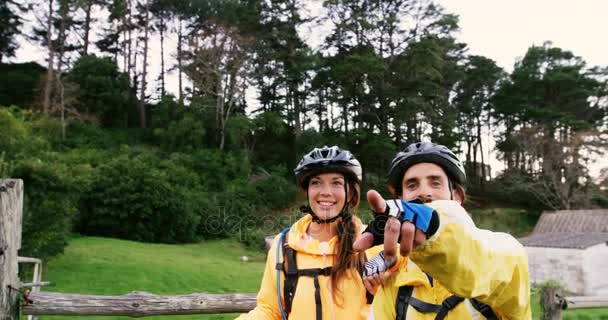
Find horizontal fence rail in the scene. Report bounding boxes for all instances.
[23,291,257,316]
[566,296,608,309]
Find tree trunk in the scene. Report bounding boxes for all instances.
[126,0,133,78]
[540,286,567,320]
[0,179,23,320]
[82,2,92,56]
[138,0,150,129]
[177,18,183,105]
[43,0,55,114]
[159,12,166,98]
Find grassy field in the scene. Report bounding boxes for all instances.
[36,207,608,319]
[40,236,268,320]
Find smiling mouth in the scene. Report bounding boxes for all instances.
[317,201,336,209]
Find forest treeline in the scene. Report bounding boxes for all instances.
[0,0,607,259]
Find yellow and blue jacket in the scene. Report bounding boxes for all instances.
[370,200,531,320]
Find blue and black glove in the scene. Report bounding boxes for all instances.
[363,199,440,247]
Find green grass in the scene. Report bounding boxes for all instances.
[40,236,268,320]
[38,227,608,319]
[469,207,538,238]
[531,293,608,319]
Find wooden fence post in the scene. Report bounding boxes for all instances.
[540,285,568,320]
[0,179,23,319]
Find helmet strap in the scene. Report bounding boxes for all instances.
[448,179,454,201]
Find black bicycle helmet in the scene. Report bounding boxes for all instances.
[294,145,362,189]
[387,142,466,196]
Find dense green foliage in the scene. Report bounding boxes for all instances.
[2,0,607,260]
[1,106,297,257]
[0,62,45,107]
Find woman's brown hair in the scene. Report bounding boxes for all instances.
[330,179,364,305]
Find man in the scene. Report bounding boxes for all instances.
[356,142,531,319]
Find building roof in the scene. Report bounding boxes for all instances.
[520,232,608,249]
[520,209,608,249]
[532,209,608,234]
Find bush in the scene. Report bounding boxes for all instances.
[250,165,296,209]
[12,160,76,259]
[78,152,201,243]
[0,107,29,154]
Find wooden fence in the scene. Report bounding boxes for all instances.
[1,178,607,319]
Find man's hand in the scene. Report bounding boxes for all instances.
[353,190,428,264]
[362,251,396,294]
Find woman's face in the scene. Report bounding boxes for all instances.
[308,173,347,220]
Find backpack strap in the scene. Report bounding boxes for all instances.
[278,229,333,320]
[276,228,291,320]
[470,299,498,319]
[395,286,413,320]
[396,285,480,320]
[434,295,465,320]
[282,242,298,314]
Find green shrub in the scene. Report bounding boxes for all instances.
[0,107,28,154]
[12,160,76,259]
[250,165,296,209]
[78,152,201,243]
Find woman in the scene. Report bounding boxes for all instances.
[237,145,378,320]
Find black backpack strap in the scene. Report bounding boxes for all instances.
[282,244,298,314]
[298,267,331,320]
[408,296,441,313]
[395,286,466,320]
[395,286,413,320]
[470,299,498,319]
[281,241,333,320]
[434,295,465,320]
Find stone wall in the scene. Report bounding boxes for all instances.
[526,246,585,294]
[583,243,608,296]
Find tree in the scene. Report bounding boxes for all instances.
[184,20,253,150]
[74,0,104,56]
[66,54,136,126]
[137,0,150,128]
[453,55,504,184]
[251,0,313,138]
[0,0,25,62]
[493,43,608,209]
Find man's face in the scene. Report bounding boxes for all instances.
[400,162,462,204]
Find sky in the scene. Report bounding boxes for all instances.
[438,0,608,179]
[11,0,608,179]
[438,0,608,180]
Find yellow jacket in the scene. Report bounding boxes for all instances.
[371,200,531,320]
[237,214,380,320]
